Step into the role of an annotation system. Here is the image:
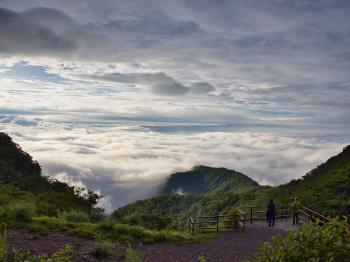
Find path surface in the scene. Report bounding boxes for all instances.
[138,223,290,262]
[8,221,296,262]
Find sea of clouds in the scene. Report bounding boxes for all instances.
[1,121,345,212]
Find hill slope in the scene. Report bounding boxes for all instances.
[115,145,350,228]
[260,145,350,214]
[0,132,100,215]
[161,165,259,195]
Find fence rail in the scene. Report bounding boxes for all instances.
[188,205,330,233]
[188,208,245,233]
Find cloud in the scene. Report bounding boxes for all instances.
[83,71,190,96]
[1,121,346,210]
[0,7,78,57]
[189,82,215,94]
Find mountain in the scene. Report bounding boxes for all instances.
[260,145,350,214]
[161,166,259,195]
[115,145,350,228]
[0,132,100,216]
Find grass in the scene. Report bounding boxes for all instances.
[17,216,216,244]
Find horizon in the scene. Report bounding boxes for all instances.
[0,0,349,211]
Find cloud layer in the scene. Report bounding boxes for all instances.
[0,120,346,211]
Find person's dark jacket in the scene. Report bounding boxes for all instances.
[267,202,276,217]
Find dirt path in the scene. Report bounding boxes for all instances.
[8,223,291,261]
[138,223,289,262]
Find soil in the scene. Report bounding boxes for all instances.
[7,223,289,262]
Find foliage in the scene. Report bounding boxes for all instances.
[0,132,103,216]
[114,146,350,229]
[0,222,8,262]
[9,202,36,222]
[59,210,90,223]
[12,245,75,262]
[162,166,259,195]
[90,235,114,259]
[197,255,207,262]
[125,243,142,262]
[50,245,75,262]
[251,217,350,262]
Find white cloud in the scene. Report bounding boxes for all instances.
[0,121,345,210]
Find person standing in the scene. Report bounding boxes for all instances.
[291,197,302,226]
[267,199,276,227]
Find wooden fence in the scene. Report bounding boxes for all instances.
[187,205,331,233]
[242,206,291,224]
[188,208,245,233]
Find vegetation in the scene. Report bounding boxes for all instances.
[251,217,350,261]
[90,235,114,259]
[125,243,143,262]
[0,132,349,260]
[0,132,102,217]
[0,222,8,262]
[12,245,75,262]
[161,166,259,195]
[115,146,350,229]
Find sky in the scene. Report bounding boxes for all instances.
[0,0,349,211]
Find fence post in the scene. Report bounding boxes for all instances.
[216,216,219,232]
[250,207,253,224]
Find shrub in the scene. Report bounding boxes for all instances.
[90,237,114,259]
[125,243,142,262]
[25,224,49,236]
[60,210,89,223]
[252,217,350,262]
[0,222,8,262]
[73,223,96,239]
[51,244,75,262]
[9,202,36,222]
[12,245,75,262]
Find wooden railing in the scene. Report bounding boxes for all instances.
[242,206,291,224]
[188,205,331,233]
[299,206,329,227]
[188,208,245,233]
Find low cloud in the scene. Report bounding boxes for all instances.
[1,121,345,211]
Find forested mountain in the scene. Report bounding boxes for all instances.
[0,132,101,216]
[115,145,350,228]
[161,166,259,195]
[260,145,350,214]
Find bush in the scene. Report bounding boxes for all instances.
[252,217,350,262]
[2,202,36,222]
[90,236,114,259]
[0,222,8,262]
[125,243,142,262]
[60,210,90,223]
[25,224,49,236]
[51,244,75,261]
[12,245,75,262]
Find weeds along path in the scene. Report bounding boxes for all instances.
[138,223,288,262]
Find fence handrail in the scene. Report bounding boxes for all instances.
[188,208,246,233]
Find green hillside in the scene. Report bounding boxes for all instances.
[0,132,101,216]
[256,145,350,214]
[161,166,259,195]
[115,145,350,229]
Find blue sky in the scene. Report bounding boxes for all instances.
[0,0,349,210]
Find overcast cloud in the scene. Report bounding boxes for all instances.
[0,0,349,210]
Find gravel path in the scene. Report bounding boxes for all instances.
[138,224,288,262]
[8,222,290,262]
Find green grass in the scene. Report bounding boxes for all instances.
[17,216,215,244]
